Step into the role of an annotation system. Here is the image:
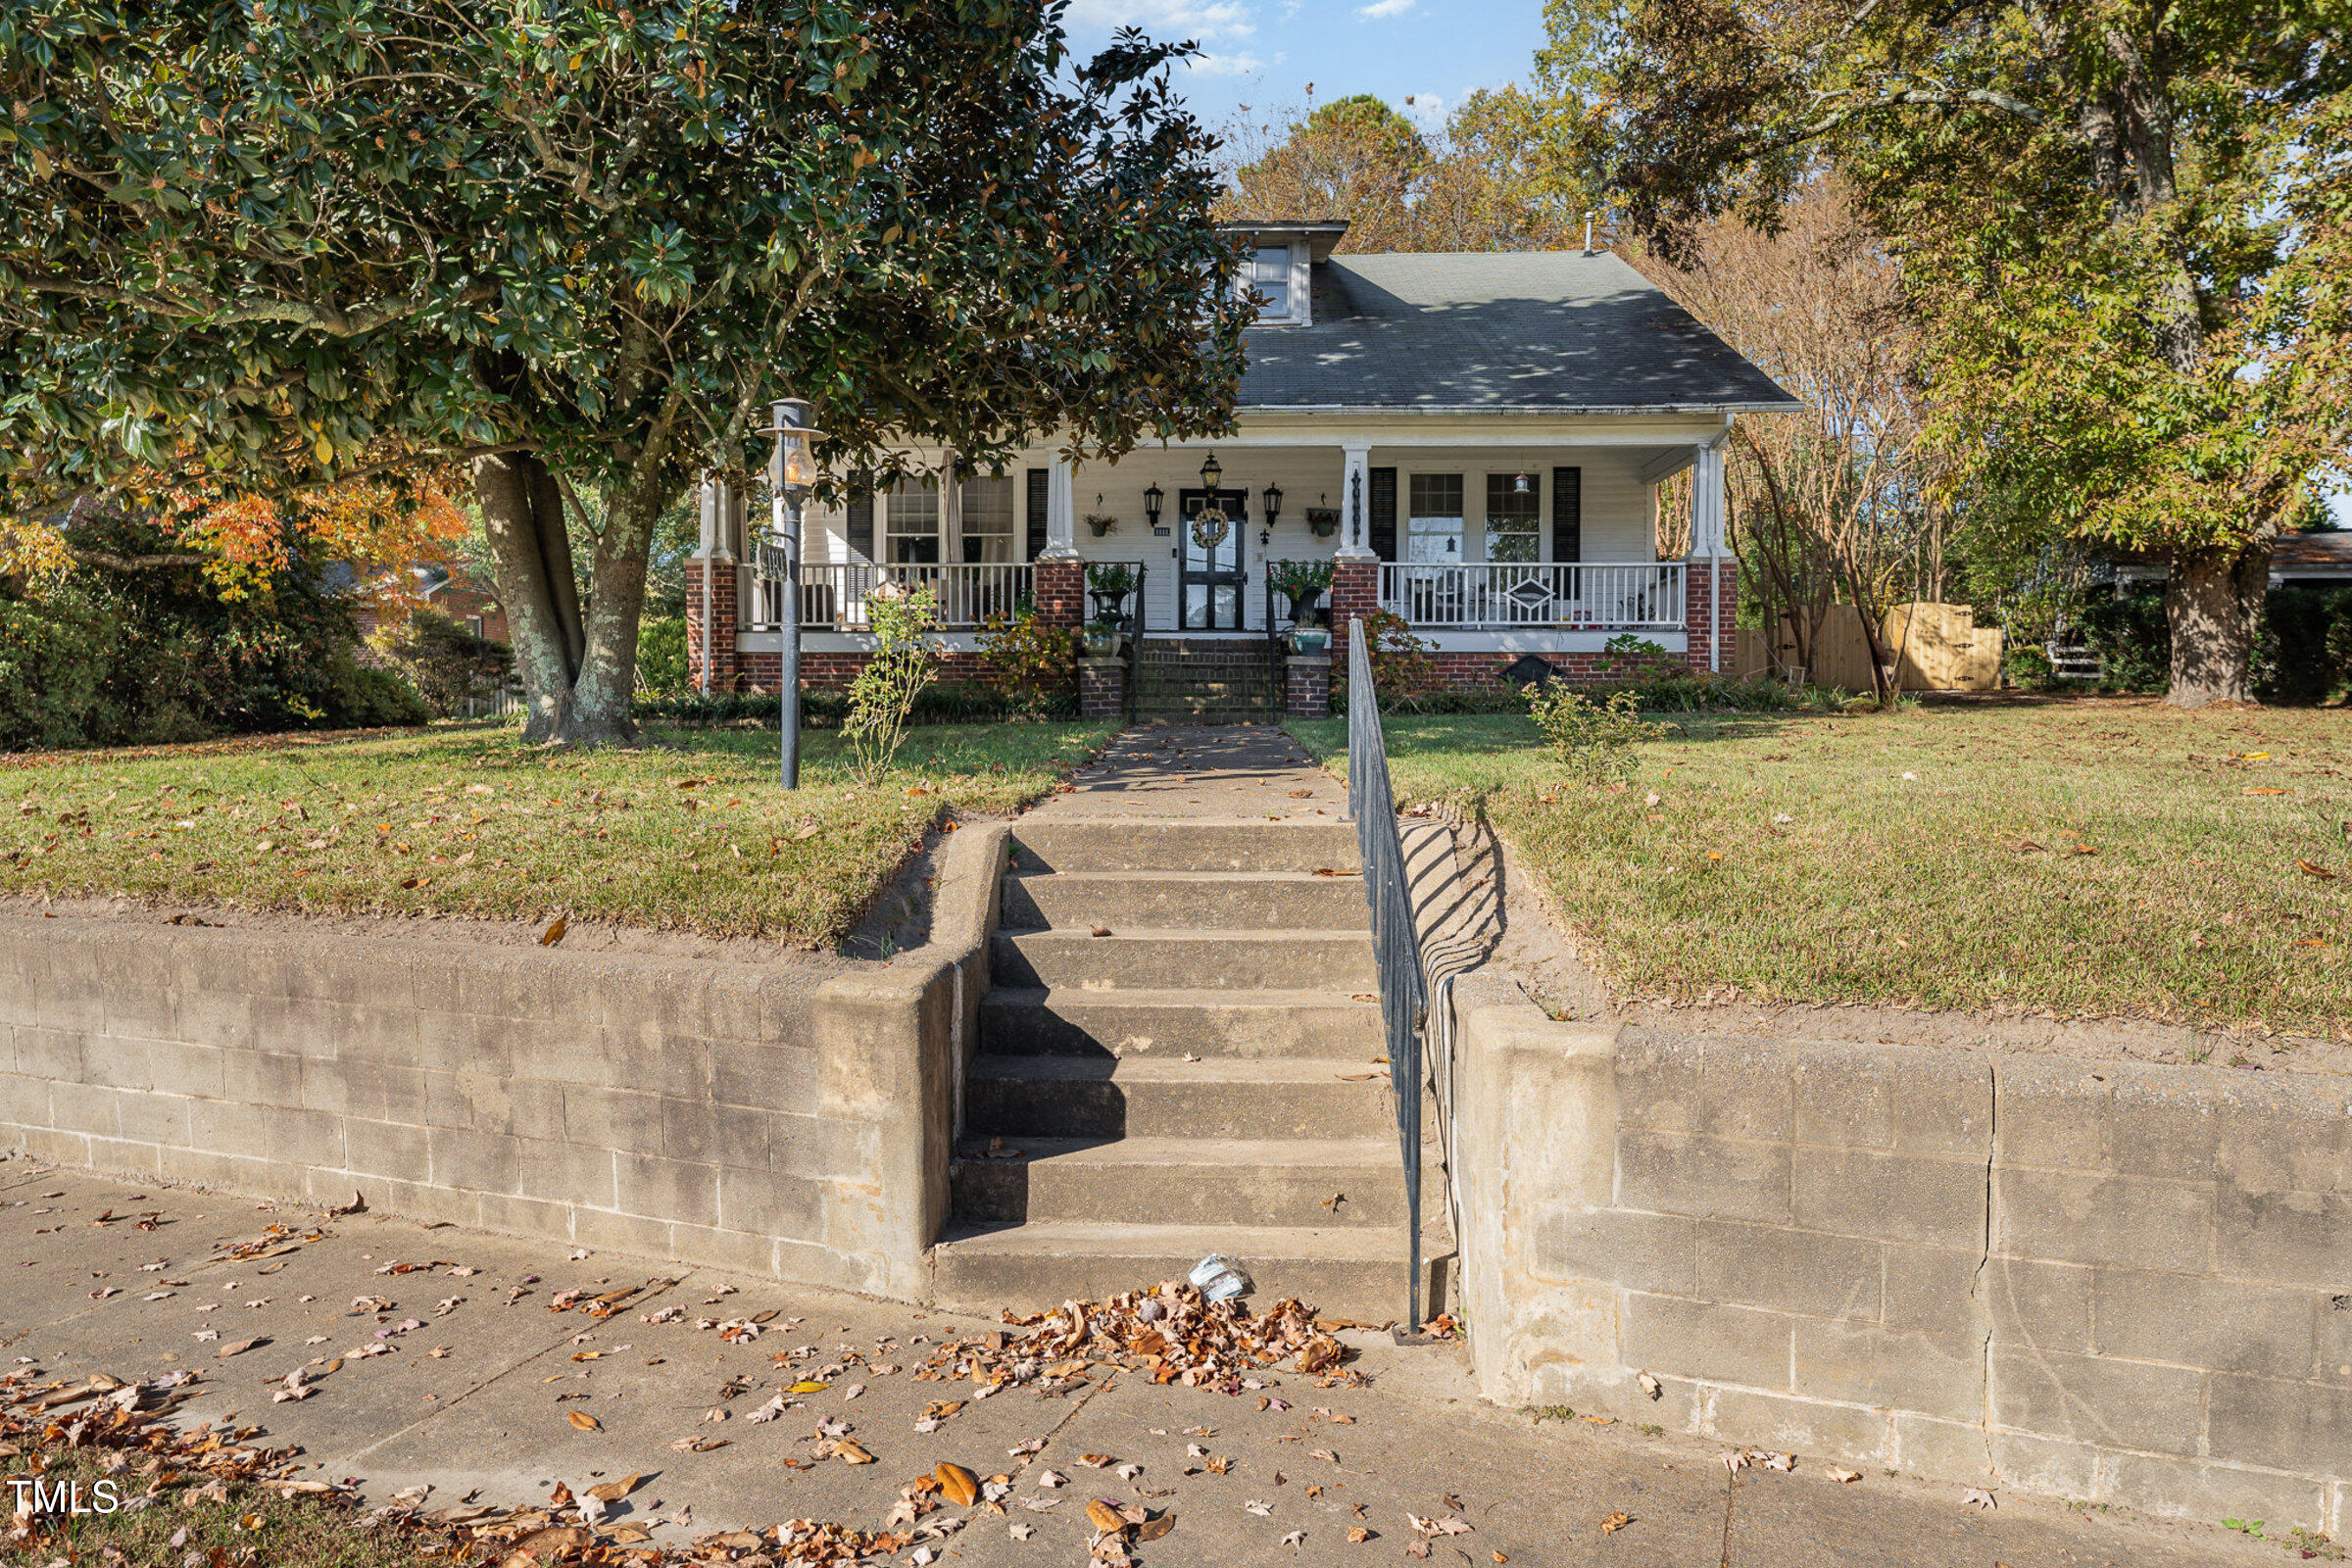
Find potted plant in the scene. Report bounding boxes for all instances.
[1267,558,1335,626]
[1083,513,1118,537]
[1085,561,1137,628]
[1289,623,1330,656]
[1304,506,1342,539]
[1081,618,1122,659]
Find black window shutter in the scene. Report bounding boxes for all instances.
[1368,467,1398,563]
[1025,468,1050,561]
[1551,466,1582,563]
[846,493,874,560]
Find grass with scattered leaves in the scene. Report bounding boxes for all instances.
[0,722,1112,946]
[1291,698,2352,1039]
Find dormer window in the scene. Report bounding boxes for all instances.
[1249,245,1294,320]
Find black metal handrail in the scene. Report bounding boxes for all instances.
[1345,616,1429,1329]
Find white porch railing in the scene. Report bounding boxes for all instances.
[1380,562,1686,630]
[751,562,1032,632]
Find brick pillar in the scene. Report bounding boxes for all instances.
[1682,555,1734,676]
[1077,657,1126,721]
[686,557,741,692]
[1033,557,1085,628]
[1285,654,1331,718]
[1330,556,1381,659]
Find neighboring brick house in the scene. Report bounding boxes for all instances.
[686,220,1797,698]
[353,563,511,649]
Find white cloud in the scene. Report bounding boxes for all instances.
[1401,93,1447,131]
[1064,0,1257,41]
[1187,51,1266,75]
[1357,0,1415,16]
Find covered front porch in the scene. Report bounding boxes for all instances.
[685,414,1736,692]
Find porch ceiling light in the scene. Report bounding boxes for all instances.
[1262,481,1283,524]
[1199,451,1223,492]
[767,398,824,495]
[1144,481,1165,525]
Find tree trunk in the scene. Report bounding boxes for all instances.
[2164,545,2269,709]
[472,450,643,747]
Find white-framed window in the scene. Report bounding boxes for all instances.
[1243,243,1297,322]
[885,477,941,564]
[1406,472,1464,563]
[1484,472,1541,564]
[958,475,1015,564]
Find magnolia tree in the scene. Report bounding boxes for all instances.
[1555,0,2352,706]
[0,0,1251,744]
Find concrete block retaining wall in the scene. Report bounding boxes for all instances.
[1449,975,2352,1533]
[0,826,1009,1302]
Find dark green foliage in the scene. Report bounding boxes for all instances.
[637,680,1070,731]
[2077,590,2174,693]
[0,522,427,750]
[389,608,514,718]
[635,615,689,699]
[2075,584,2352,702]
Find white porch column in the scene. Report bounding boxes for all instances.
[1689,437,1728,671]
[1040,455,1079,560]
[1336,439,1375,561]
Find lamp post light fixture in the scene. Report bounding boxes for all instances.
[1143,481,1164,530]
[1259,480,1282,548]
[1199,451,1223,493]
[765,397,823,790]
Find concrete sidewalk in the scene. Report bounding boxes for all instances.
[0,1157,2270,1567]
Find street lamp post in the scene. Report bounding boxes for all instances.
[765,398,822,789]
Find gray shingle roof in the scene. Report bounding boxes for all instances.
[1240,251,1797,412]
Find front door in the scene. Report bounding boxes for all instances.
[1177,487,1250,630]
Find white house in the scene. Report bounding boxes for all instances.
[686,221,1795,704]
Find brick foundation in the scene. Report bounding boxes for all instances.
[1284,655,1331,718]
[1077,658,1127,721]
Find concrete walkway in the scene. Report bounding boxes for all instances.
[0,1075,2270,1560]
[1054,724,1341,819]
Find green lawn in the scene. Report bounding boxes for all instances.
[1291,699,2352,1042]
[0,721,1111,946]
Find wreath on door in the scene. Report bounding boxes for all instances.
[1190,507,1230,551]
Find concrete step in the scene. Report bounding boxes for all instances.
[991,928,1377,992]
[1003,870,1370,932]
[930,1220,1449,1325]
[951,1136,1413,1228]
[1009,819,1361,874]
[978,987,1386,1058]
[964,1054,1396,1139]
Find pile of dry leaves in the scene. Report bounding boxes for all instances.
[917,1285,1354,1396]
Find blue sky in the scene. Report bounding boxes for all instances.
[1062,0,1551,141]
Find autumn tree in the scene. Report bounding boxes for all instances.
[1,1,1250,745]
[1553,0,2352,706]
[1630,180,1942,702]
[1220,88,1586,251]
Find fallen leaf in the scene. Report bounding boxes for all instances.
[2243,787,2290,796]
[2297,858,2336,880]
[1135,1512,1176,1543]
[1828,1467,1861,1484]
[214,1338,261,1359]
[1077,1453,1117,1468]
[937,1461,979,1506]
[1348,1526,1374,1544]
[1638,1372,1661,1400]
[586,1473,642,1502]
[1962,1488,1997,1509]
[1009,1522,1035,1541]
[539,915,567,947]
[789,1380,829,1394]
[1090,924,1112,938]
[1599,1512,1630,1535]
[566,1410,600,1432]
[834,1440,874,1464]
[1086,1498,1128,1534]
[1283,1530,1306,1547]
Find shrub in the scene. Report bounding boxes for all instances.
[1335,610,1441,710]
[2076,588,2170,691]
[2002,644,2056,688]
[386,608,513,717]
[1525,682,1671,783]
[977,607,1078,717]
[2258,586,2352,705]
[844,586,938,783]
[0,518,430,751]
[634,614,690,698]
